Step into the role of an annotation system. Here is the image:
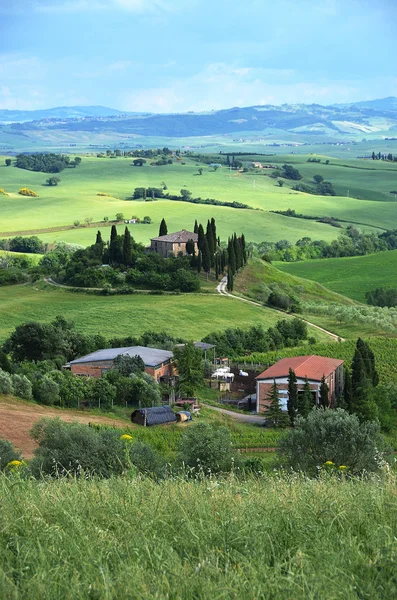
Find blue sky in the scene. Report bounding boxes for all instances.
[1,0,396,112]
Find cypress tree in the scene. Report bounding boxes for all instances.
[122,226,132,266]
[206,220,215,266]
[159,218,168,237]
[233,234,242,270]
[264,380,289,427]
[241,233,247,264]
[197,224,205,252]
[96,230,103,245]
[227,271,234,292]
[215,253,219,280]
[197,250,202,273]
[201,236,211,278]
[109,225,118,264]
[343,368,353,412]
[228,238,236,275]
[297,379,312,418]
[194,219,199,234]
[211,217,217,248]
[319,375,329,408]
[287,368,298,426]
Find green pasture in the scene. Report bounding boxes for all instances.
[0,282,300,343]
[1,156,397,247]
[1,474,397,599]
[277,249,397,303]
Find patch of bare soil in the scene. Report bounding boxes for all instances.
[0,396,128,458]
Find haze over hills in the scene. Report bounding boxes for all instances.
[1,97,397,153]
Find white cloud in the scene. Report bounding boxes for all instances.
[35,0,185,13]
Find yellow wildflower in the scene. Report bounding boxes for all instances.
[120,434,133,441]
[339,465,349,470]
[324,461,334,466]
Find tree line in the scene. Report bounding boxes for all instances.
[15,153,81,173]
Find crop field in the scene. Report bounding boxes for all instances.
[1,474,397,599]
[1,155,397,249]
[277,249,397,303]
[0,282,296,343]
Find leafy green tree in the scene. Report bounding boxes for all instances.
[278,408,389,475]
[113,354,145,376]
[319,376,329,408]
[129,372,160,408]
[264,381,288,427]
[4,321,64,362]
[5,158,11,167]
[180,188,192,201]
[198,167,203,175]
[159,218,168,237]
[11,374,32,400]
[0,369,13,394]
[115,213,124,221]
[176,423,240,474]
[89,378,116,410]
[313,174,324,184]
[34,376,60,406]
[201,236,211,277]
[287,368,298,426]
[174,341,204,397]
[46,176,61,186]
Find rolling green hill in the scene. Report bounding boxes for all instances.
[276,249,397,303]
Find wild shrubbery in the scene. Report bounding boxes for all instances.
[15,153,81,173]
[0,437,22,471]
[18,187,39,197]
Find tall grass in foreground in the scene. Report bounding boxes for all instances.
[0,474,396,599]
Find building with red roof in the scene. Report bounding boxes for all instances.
[255,355,344,414]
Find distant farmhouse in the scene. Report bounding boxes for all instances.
[149,229,198,258]
[67,346,176,381]
[256,355,344,413]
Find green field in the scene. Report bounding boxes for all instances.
[0,282,301,343]
[1,155,397,249]
[277,249,397,303]
[1,474,396,599]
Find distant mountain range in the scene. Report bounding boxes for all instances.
[1,98,397,150]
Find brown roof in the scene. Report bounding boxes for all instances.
[150,229,198,243]
[256,355,344,382]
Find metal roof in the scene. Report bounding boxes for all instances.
[256,355,344,382]
[70,346,174,367]
[150,229,198,243]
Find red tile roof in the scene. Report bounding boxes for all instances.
[256,355,344,382]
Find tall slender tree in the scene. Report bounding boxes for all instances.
[194,219,199,234]
[287,368,298,426]
[264,381,288,427]
[297,379,312,418]
[197,223,205,252]
[159,218,168,237]
[201,236,211,278]
[206,220,215,267]
[122,227,132,266]
[319,376,329,408]
[197,250,202,273]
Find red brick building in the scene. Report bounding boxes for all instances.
[149,229,198,258]
[256,355,344,413]
[67,346,176,381]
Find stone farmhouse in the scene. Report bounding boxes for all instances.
[256,355,344,413]
[66,346,176,381]
[149,229,198,258]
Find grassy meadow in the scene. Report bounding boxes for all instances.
[0,281,298,343]
[1,155,397,249]
[277,249,397,303]
[1,474,396,599]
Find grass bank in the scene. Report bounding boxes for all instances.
[0,473,396,599]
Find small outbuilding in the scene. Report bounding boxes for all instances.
[131,405,177,427]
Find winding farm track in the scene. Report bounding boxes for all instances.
[217,276,345,343]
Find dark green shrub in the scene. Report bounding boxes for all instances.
[0,437,22,471]
[29,418,126,478]
[176,423,241,474]
[128,441,166,479]
[278,408,389,475]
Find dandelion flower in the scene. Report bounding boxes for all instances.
[324,461,334,466]
[339,465,348,470]
[6,460,23,470]
[120,434,133,441]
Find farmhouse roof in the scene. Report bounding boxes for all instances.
[131,406,177,426]
[69,346,173,368]
[175,341,216,351]
[150,229,198,243]
[256,355,344,382]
